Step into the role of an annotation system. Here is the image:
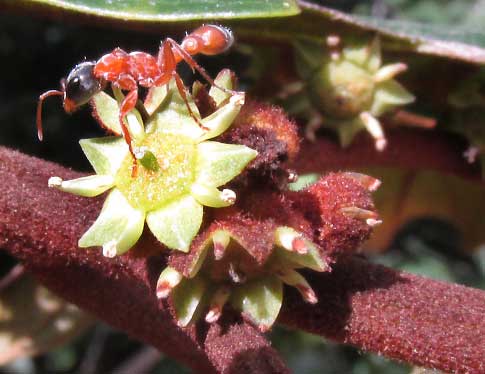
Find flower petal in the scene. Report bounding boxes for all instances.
[48,175,114,197]
[91,92,144,140]
[144,86,169,116]
[230,275,283,331]
[78,189,145,256]
[197,93,245,142]
[191,184,236,208]
[147,80,203,138]
[91,92,123,135]
[208,69,236,106]
[371,80,415,117]
[171,275,207,327]
[195,141,257,187]
[146,195,203,252]
[79,137,128,176]
[273,227,329,272]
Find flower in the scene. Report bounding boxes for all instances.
[156,172,381,330]
[290,35,415,150]
[48,70,257,257]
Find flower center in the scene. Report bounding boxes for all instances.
[309,60,375,119]
[115,133,196,211]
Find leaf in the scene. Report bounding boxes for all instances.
[361,167,485,251]
[21,0,300,21]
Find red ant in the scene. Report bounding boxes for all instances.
[37,25,234,171]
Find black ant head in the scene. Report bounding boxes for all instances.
[36,61,103,141]
[63,61,103,113]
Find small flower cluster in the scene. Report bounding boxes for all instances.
[287,35,414,150]
[48,69,381,330]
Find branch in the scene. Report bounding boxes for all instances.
[0,147,288,374]
[280,257,485,374]
[295,128,481,182]
[1,145,484,373]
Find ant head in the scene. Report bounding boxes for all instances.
[36,61,103,141]
[64,61,103,113]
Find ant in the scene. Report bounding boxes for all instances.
[37,24,235,173]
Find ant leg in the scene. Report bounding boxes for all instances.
[119,89,139,176]
[156,41,207,130]
[166,39,236,95]
[173,73,208,131]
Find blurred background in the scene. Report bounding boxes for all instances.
[1,0,484,373]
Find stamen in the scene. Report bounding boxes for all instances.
[205,286,231,323]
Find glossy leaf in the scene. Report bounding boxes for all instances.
[23,0,300,21]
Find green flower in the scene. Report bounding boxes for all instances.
[157,225,328,330]
[48,70,257,257]
[292,36,415,149]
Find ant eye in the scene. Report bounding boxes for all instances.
[65,62,102,107]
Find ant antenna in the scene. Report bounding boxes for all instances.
[36,90,64,141]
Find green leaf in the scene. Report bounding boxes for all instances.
[195,141,257,187]
[146,195,203,252]
[230,275,283,330]
[171,276,207,327]
[78,189,145,256]
[23,0,300,21]
[79,137,128,176]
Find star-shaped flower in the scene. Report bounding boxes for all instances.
[290,35,415,150]
[48,70,257,257]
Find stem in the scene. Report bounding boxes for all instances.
[0,146,288,374]
[0,145,483,373]
[280,256,485,374]
[294,128,481,182]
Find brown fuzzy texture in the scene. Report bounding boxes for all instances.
[290,173,375,258]
[220,100,300,188]
[1,147,484,373]
[0,147,287,374]
[280,256,485,374]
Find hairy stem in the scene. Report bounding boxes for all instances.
[280,257,485,374]
[0,147,288,374]
[0,144,484,373]
[294,128,481,182]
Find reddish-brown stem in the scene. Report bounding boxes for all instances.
[0,144,484,373]
[293,128,481,182]
[0,147,288,374]
[280,256,485,374]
